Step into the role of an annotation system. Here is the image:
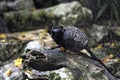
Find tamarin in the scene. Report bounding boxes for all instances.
[48,25,115,77]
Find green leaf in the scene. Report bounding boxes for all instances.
[112,3,120,25]
[95,3,108,20]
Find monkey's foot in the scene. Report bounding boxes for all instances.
[60,47,65,52]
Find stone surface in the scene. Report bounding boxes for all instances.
[24,48,118,80]
[3,1,92,32]
[85,24,110,46]
[25,40,44,52]
[0,61,73,80]
[0,0,34,11]
[0,38,24,64]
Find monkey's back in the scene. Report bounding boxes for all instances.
[62,26,89,52]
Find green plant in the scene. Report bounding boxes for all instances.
[95,0,120,25]
[79,77,84,80]
[49,72,61,80]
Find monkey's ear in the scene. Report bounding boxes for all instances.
[57,25,64,33]
[59,25,63,28]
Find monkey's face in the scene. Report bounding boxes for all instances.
[49,26,63,37]
[49,26,63,44]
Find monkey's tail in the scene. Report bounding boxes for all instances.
[86,48,117,78]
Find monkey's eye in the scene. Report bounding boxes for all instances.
[49,26,63,35]
[52,28,61,34]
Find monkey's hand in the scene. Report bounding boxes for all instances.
[50,46,65,52]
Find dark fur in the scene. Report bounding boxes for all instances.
[49,25,116,77]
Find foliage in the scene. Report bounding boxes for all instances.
[79,77,84,80]
[49,73,61,80]
[95,0,120,25]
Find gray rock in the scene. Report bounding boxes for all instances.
[0,0,34,11]
[1,62,25,80]
[45,1,92,25]
[81,25,120,46]
[25,48,118,80]
[0,61,72,80]
[3,1,92,32]
[90,26,120,46]
[25,40,44,52]
[0,38,23,64]
[0,70,10,80]
[83,24,110,46]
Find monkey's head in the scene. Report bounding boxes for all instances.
[48,26,64,45]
